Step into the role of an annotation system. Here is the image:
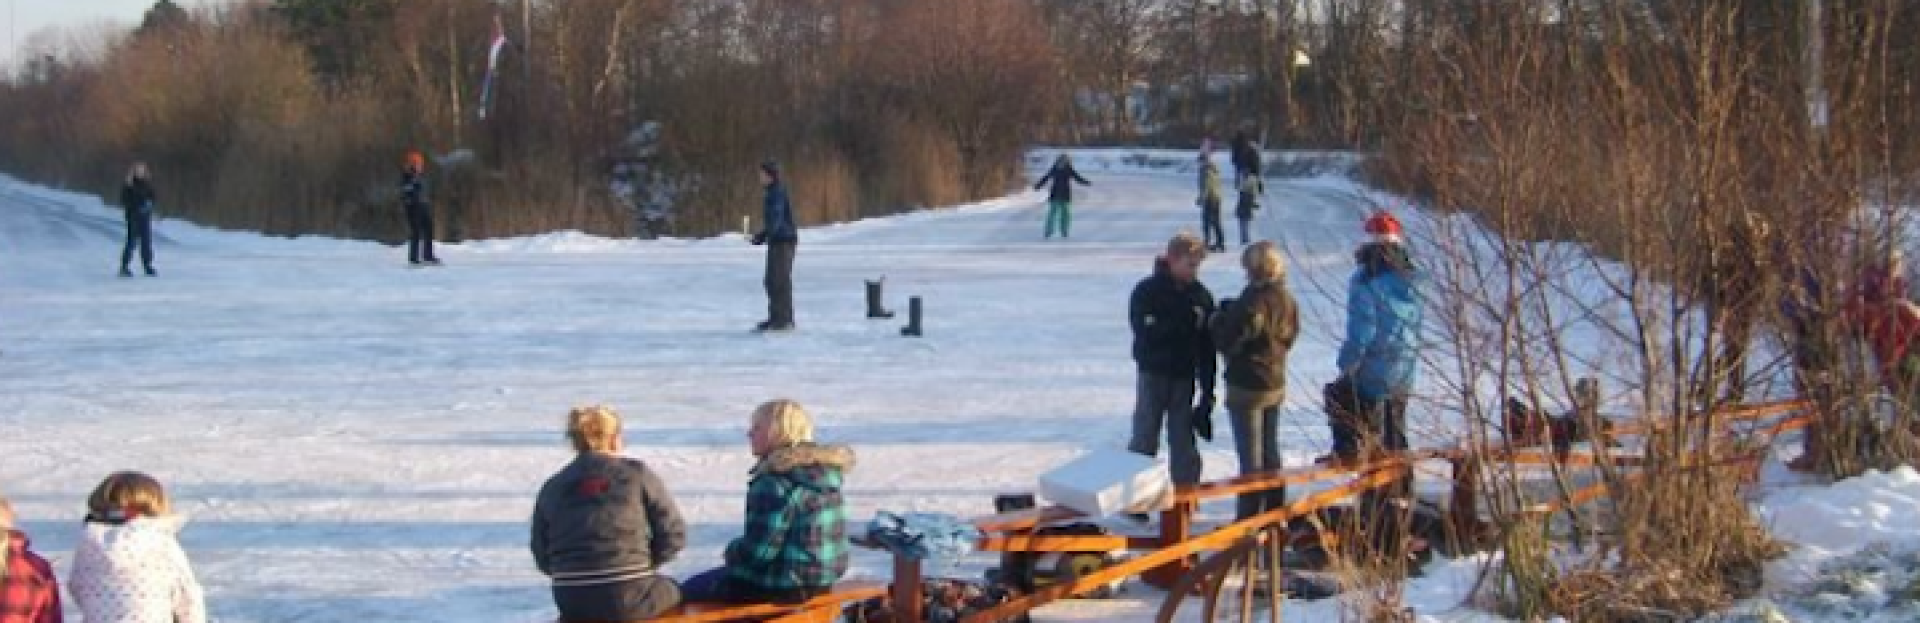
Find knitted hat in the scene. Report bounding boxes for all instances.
[1364,210,1403,243]
[759,160,780,179]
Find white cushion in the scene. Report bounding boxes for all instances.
[1039,449,1173,517]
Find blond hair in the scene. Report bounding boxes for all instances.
[1165,232,1207,260]
[567,405,623,454]
[752,399,815,447]
[88,471,170,519]
[1242,241,1285,282]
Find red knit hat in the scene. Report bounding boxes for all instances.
[1364,210,1403,241]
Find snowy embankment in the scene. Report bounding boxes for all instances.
[0,150,1909,622]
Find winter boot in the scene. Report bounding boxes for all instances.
[900,296,924,337]
[865,279,895,319]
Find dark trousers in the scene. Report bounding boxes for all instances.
[1226,386,1286,519]
[1237,217,1252,245]
[406,204,438,263]
[764,241,797,326]
[121,213,154,270]
[1129,373,1202,485]
[1325,380,1416,561]
[1200,199,1225,249]
[681,567,820,605]
[1325,378,1408,462]
[552,575,682,622]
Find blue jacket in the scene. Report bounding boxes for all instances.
[1338,244,1421,400]
[761,182,798,244]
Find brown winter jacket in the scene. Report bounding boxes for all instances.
[1212,278,1299,394]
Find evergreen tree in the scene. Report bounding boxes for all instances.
[138,0,190,36]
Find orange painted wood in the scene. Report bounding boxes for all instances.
[974,534,1133,552]
[964,466,1409,623]
[638,580,886,622]
[970,506,1085,534]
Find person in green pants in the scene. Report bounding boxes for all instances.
[1033,154,1091,239]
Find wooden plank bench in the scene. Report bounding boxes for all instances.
[556,580,886,623]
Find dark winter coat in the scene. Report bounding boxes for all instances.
[1212,278,1299,393]
[723,442,853,599]
[399,171,428,210]
[760,181,799,244]
[120,178,156,217]
[1235,175,1263,220]
[531,453,687,587]
[1033,162,1090,203]
[1338,243,1422,400]
[1231,135,1261,178]
[1131,259,1219,389]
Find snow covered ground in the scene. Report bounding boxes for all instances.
[0,151,1908,622]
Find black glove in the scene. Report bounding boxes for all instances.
[1194,393,1216,442]
[751,232,767,246]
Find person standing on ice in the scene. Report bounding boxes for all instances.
[0,493,63,623]
[1234,170,1263,247]
[1325,211,1421,465]
[118,162,158,277]
[1210,241,1298,519]
[68,471,206,623]
[681,400,851,603]
[399,150,441,267]
[531,405,687,621]
[1230,130,1262,186]
[1197,153,1227,252]
[1032,153,1090,239]
[751,161,799,332]
[1128,233,1218,490]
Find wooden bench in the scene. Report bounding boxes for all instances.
[556,580,887,623]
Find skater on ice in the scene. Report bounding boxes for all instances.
[119,162,158,277]
[1196,153,1227,252]
[1234,169,1263,247]
[751,161,799,332]
[399,150,441,267]
[1032,153,1090,239]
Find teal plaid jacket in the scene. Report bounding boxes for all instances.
[724,443,854,592]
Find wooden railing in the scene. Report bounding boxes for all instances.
[674,397,1813,623]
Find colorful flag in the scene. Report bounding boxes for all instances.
[478,13,508,120]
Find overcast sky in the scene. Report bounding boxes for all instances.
[2,0,230,68]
